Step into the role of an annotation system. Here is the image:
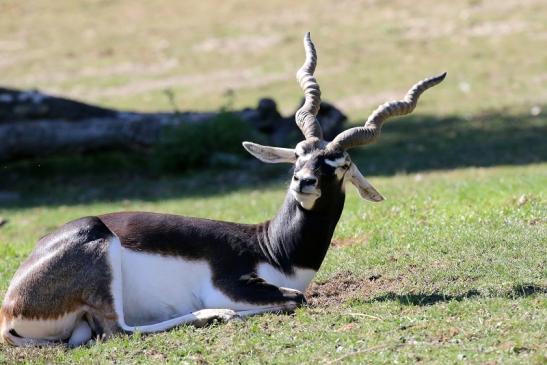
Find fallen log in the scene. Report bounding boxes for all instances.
[0,87,346,161]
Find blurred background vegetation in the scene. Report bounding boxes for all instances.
[1,0,545,114]
[1,0,545,186]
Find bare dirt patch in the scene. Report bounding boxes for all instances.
[305,271,406,308]
[330,234,369,248]
[306,273,547,308]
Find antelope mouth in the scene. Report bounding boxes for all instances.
[291,190,321,210]
[291,190,319,196]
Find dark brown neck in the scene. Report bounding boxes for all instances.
[257,188,345,272]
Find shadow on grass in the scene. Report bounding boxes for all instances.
[350,111,546,175]
[370,284,547,306]
[1,110,545,208]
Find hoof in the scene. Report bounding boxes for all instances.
[211,309,241,323]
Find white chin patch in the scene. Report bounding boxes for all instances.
[291,191,320,210]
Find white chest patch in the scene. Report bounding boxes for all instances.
[256,263,316,292]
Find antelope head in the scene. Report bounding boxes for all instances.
[243,33,446,210]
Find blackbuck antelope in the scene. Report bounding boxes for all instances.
[0,33,445,347]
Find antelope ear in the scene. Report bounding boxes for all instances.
[348,164,385,202]
[242,142,297,164]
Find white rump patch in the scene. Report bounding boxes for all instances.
[9,311,82,341]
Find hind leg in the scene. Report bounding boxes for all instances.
[67,320,92,347]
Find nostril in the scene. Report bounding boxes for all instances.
[300,177,317,186]
[293,175,299,181]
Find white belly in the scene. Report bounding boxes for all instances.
[108,241,317,328]
[121,248,211,326]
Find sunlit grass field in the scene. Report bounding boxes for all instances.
[0,0,546,363]
[0,165,545,364]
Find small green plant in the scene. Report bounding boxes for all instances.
[153,112,263,172]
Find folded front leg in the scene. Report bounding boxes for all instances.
[206,273,307,310]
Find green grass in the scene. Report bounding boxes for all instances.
[0,165,545,364]
[1,0,547,363]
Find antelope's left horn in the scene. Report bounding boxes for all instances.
[294,32,324,141]
[328,72,446,150]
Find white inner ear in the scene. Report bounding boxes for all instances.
[242,142,297,164]
[347,163,385,202]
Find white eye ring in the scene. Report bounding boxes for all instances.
[324,157,348,168]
